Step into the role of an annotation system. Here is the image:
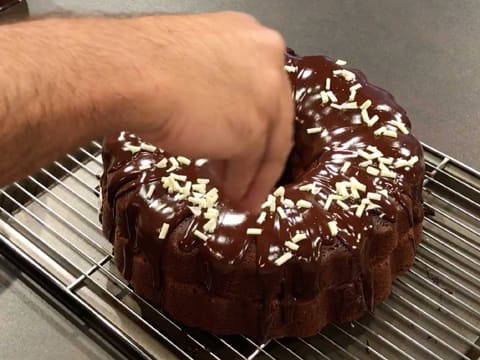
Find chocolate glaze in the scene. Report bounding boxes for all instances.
[100,52,424,339]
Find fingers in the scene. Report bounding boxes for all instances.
[238,73,294,212]
[239,155,282,212]
[137,12,294,212]
[223,141,266,210]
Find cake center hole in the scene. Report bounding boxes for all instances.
[275,152,295,188]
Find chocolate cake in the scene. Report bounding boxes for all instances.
[100,51,424,340]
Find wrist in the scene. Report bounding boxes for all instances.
[36,17,173,139]
[87,15,179,137]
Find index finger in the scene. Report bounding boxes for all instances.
[240,72,294,211]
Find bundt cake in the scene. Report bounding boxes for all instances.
[100,50,425,340]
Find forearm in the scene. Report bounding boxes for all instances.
[0,17,169,187]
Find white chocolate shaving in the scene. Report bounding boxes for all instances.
[360,99,372,110]
[284,65,298,73]
[169,157,179,167]
[189,206,202,217]
[193,230,209,241]
[394,159,410,168]
[350,177,367,192]
[292,232,307,243]
[374,126,387,136]
[282,198,295,208]
[336,200,350,210]
[205,189,219,205]
[257,211,267,224]
[324,195,333,210]
[366,166,380,176]
[268,195,276,212]
[379,163,397,178]
[390,120,409,134]
[350,187,360,199]
[342,102,358,109]
[191,191,204,199]
[355,202,366,217]
[325,77,331,90]
[204,208,219,219]
[340,161,351,173]
[158,223,170,240]
[277,207,287,219]
[274,252,293,266]
[367,115,379,127]
[359,160,372,167]
[333,69,356,81]
[155,158,168,168]
[140,143,157,152]
[171,173,187,182]
[150,201,166,212]
[357,149,377,160]
[177,156,191,166]
[320,91,329,104]
[181,181,192,195]
[138,163,151,171]
[350,83,362,92]
[408,156,419,166]
[367,192,382,201]
[188,196,203,206]
[336,182,350,197]
[192,183,207,193]
[366,203,381,211]
[379,157,394,165]
[327,91,338,103]
[203,218,217,233]
[246,228,263,235]
[306,127,323,134]
[296,199,313,209]
[122,144,141,154]
[299,183,313,192]
[383,130,398,138]
[285,241,300,251]
[349,90,357,102]
[195,158,208,167]
[361,109,370,124]
[146,184,156,199]
[367,145,380,153]
[328,221,338,236]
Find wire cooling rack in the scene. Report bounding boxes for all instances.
[0,141,479,360]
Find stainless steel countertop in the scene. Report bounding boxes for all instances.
[2,1,479,359]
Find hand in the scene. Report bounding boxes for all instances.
[114,12,294,211]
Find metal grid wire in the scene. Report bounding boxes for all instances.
[0,141,479,360]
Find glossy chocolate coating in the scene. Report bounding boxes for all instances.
[100,52,424,339]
